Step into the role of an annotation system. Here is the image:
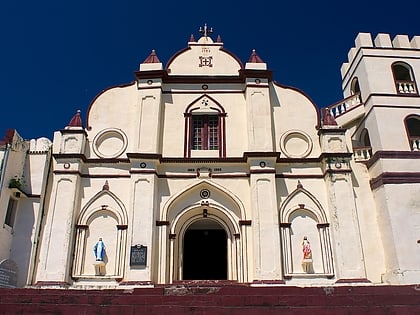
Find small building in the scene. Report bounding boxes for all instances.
[1,28,419,289]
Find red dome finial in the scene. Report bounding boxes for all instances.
[248,49,264,63]
[68,110,83,127]
[143,50,161,63]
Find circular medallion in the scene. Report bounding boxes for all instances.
[280,130,313,158]
[140,162,147,168]
[200,189,210,199]
[92,128,128,159]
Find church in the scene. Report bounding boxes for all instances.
[1,26,419,289]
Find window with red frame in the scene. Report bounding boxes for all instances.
[191,115,219,150]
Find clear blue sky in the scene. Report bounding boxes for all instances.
[1,1,419,140]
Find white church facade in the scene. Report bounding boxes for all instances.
[0,28,419,289]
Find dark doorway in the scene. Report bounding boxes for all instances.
[183,220,227,280]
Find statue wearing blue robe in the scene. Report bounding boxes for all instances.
[93,238,106,261]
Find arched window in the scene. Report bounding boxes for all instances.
[405,115,420,151]
[350,77,362,104]
[392,62,418,95]
[360,128,371,147]
[353,128,372,161]
[184,95,226,158]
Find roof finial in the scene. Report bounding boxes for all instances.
[102,180,109,191]
[248,49,265,63]
[199,23,213,38]
[321,108,338,126]
[68,109,83,128]
[143,49,160,64]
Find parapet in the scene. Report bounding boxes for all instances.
[29,137,52,153]
[341,33,420,77]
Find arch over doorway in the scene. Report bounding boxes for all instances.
[157,180,248,284]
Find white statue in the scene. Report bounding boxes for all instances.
[93,238,106,261]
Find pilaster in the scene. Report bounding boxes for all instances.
[243,67,274,152]
[135,68,164,154]
[248,155,282,281]
[319,127,367,282]
[126,157,158,283]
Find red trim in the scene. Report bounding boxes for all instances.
[366,150,420,169]
[391,61,418,95]
[85,81,136,130]
[273,81,321,129]
[370,172,420,190]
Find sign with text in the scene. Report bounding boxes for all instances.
[130,245,147,267]
[0,259,18,288]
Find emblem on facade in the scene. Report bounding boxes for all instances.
[199,56,213,67]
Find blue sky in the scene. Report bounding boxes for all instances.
[1,1,419,140]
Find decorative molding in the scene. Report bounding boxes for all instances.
[317,223,330,228]
[335,278,371,284]
[118,281,154,286]
[251,279,286,285]
[370,172,420,190]
[366,150,420,169]
[156,221,170,226]
[279,223,292,228]
[34,281,70,287]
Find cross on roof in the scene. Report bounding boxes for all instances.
[199,23,213,37]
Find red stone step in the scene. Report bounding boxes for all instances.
[1,284,419,315]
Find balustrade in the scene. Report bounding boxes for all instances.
[327,93,362,118]
[411,137,420,151]
[396,81,417,94]
[353,146,372,161]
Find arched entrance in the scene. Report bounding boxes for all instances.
[158,180,249,284]
[183,219,227,280]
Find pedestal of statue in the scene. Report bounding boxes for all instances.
[93,261,106,276]
[302,259,314,273]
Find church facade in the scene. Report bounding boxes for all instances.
[1,29,419,289]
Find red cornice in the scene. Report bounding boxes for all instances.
[370,172,420,190]
[366,150,420,169]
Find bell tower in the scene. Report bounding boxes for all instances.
[338,33,420,284]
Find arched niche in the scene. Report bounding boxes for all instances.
[279,185,334,278]
[72,189,128,280]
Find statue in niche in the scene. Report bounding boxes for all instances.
[301,236,314,273]
[93,238,106,276]
[93,238,106,261]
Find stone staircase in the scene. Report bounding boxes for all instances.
[1,283,420,314]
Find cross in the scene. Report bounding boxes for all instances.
[199,23,213,37]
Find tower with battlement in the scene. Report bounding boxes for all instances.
[333,32,420,284]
